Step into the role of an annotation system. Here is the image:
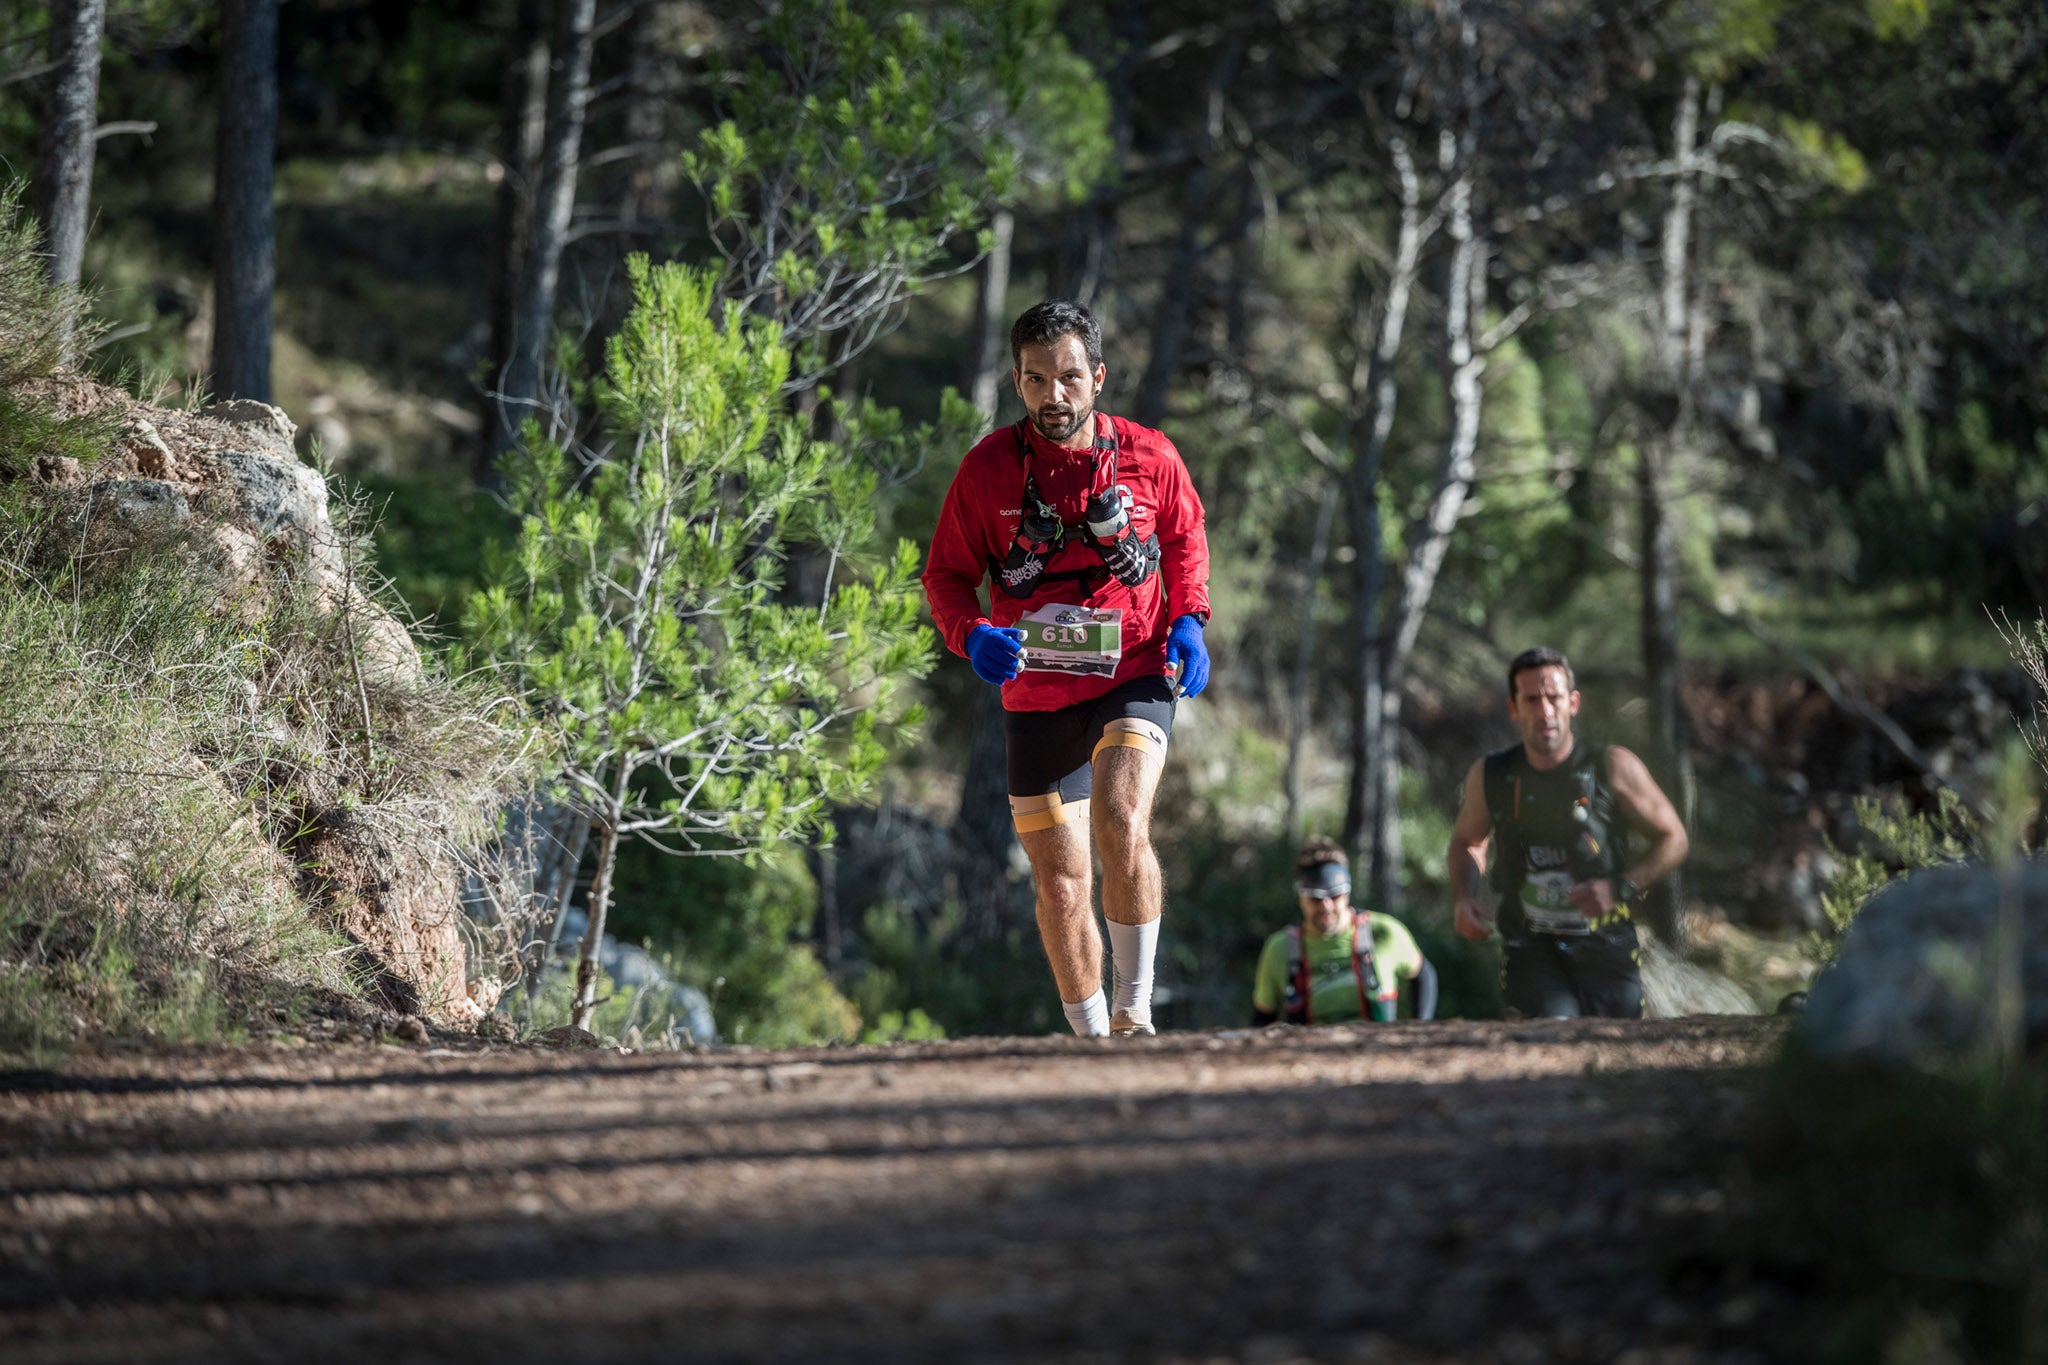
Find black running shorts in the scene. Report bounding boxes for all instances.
[1500,923,1644,1019]
[1003,676,1177,802]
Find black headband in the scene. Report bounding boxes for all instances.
[1295,861,1351,899]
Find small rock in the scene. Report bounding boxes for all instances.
[125,419,176,478]
[199,399,299,459]
[763,1062,822,1091]
[474,1013,517,1042]
[33,455,83,485]
[216,450,335,569]
[535,1025,602,1050]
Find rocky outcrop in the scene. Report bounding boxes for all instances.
[1796,859,2048,1066]
[22,376,479,1026]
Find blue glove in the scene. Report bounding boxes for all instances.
[1164,614,1209,698]
[966,623,1026,686]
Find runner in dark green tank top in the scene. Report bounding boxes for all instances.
[1444,648,1690,1018]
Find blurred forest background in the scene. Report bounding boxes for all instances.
[5,0,2045,1041]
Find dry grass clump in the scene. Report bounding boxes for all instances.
[0,512,343,1058]
[0,484,536,1060]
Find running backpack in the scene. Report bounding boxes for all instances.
[1482,740,1624,901]
[1281,910,1384,1024]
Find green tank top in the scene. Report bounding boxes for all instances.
[1483,740,1628,936]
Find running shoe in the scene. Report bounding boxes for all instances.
[1109,1008,1155,1037]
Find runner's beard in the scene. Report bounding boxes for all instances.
[1032,402,1092,444]
[1529,724,1573,760]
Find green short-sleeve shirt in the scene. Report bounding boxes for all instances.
[1251,911,1426,1023]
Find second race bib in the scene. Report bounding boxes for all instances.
[1018,603,1123,678]
[1522,869,1591,935]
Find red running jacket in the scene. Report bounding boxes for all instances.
[922,412,1211,712]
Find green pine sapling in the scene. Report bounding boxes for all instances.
[466,259,931,1031]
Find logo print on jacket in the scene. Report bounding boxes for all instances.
[1001,558,1044,589]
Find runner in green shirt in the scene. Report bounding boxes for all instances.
[1251,837,1437,1025]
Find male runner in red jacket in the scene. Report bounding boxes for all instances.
[923,299,1212,1037]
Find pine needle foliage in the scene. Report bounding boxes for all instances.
[0,179,96,389]
[465,258,933,1029]
[683,0,1108,384]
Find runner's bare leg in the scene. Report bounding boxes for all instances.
[1018,810,1100,1004]
[1093,747,1163,927]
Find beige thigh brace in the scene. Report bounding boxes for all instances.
[1010,790,1090,835]
[1091,716,1168,764]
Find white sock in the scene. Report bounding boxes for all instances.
[1062,987,1110,1037]
[1107,918,1159,1018]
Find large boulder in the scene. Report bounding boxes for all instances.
[1797,859,2048,1065]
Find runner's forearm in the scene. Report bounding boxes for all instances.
[1447,844,1486,901]
[1624,827,1689,892]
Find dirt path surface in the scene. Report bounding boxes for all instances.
[2,1017,1790,1364]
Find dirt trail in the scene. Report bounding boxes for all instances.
[1,1018,1789,1364]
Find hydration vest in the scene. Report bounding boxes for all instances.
[1482,740,1627,906]
[1281,910,1386,1024]
[988,418,1159,599]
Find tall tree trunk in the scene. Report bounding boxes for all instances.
[1340,135,1424,863]
[211,0,278,403]
[1226,173,1258,359]
[479,0,552,480]
[953,213,1019,939]
[1131,44,1241,430]
[956,687,1015,939]
[1638,73,1701,943]
[497,0,598,456]
[966,208,1015,420]
[1283,481,1337,841]
[1374,165,1486,911]
[1131,163,1209,430]
[1054,0,1141,313]
[34,0,104,340]
[1355,7,1484,910]
[524,805,591,1005]
[812,844,842,967]
[616,0,676,231]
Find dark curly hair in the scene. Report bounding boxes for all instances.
[1009,299,1103,372]
[1294,835,1348,881]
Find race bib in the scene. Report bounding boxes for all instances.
[1522,869,1591,936]
[1018,603,1122,677]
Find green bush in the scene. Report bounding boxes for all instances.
[846,900,1058,1038]
[352,472,510,631]
[604,842,861,1046]
[1819,789,1981,951]
[1745,1053,2048,1362]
